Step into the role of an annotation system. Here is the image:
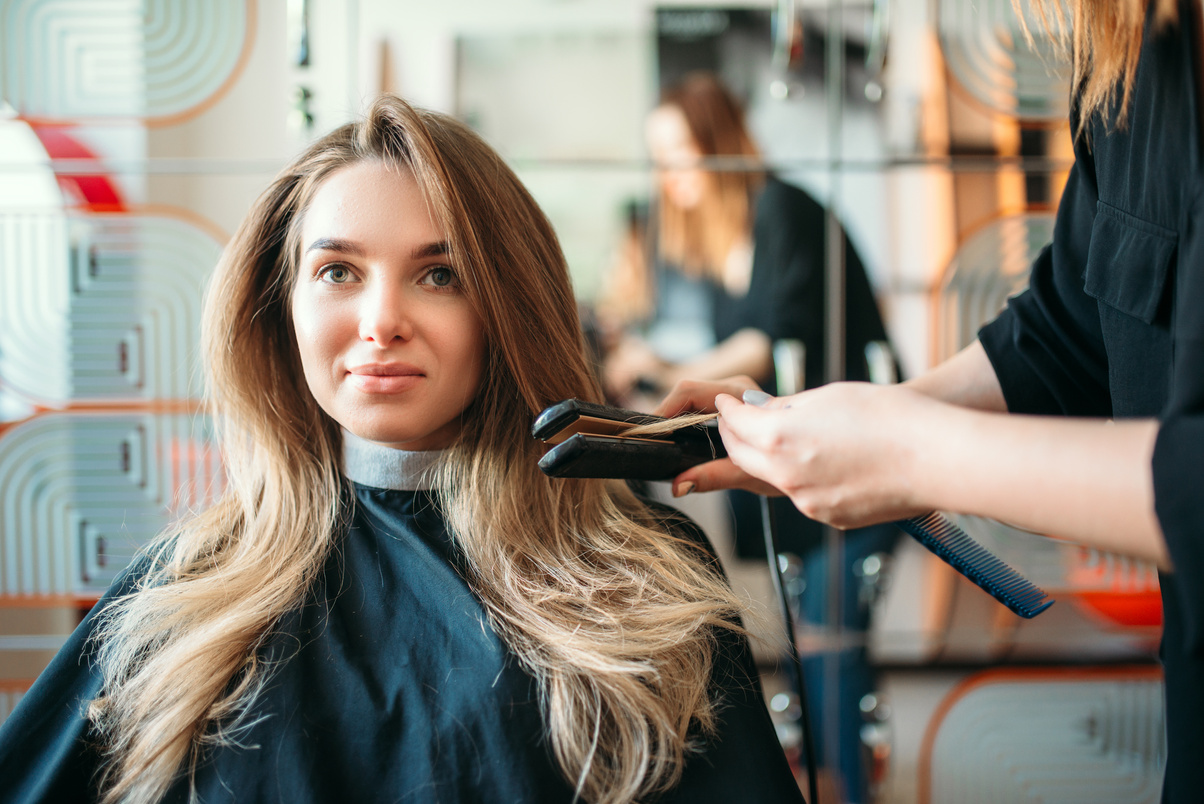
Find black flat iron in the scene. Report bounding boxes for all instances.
[532,399,726,481]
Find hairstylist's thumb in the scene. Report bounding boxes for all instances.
[705,392,787,496]
[740,389,787,409]
[714,389,787,417]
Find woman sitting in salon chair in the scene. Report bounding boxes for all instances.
[0,95,802,804]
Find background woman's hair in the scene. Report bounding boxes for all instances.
[88,94,746,804]
[1023,0,1178,134]
[655,71,764,282]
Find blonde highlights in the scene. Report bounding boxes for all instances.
[1022,0,1178,134]
[88,95,746,804]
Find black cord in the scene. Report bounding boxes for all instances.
[760,495,819,804]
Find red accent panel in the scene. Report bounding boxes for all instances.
[29,125,127,213]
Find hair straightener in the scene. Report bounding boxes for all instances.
[532,398,726,480]
[533,398,1055,620]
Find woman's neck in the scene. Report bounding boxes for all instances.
[722,235,754,296]
[341,429,444,491]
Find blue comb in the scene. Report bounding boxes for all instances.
[897,512,1055,618]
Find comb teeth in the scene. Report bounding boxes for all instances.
[898,512,1055,619]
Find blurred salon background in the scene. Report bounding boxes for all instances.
[0,1,1165,802]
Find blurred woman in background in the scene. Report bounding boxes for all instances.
[602,70,892,400]
[601,71,898,804]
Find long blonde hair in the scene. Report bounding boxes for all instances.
[655,72,763,282]
[1024,0,1178,133]
[88,96,747,804]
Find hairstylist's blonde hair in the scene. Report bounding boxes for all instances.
[655,71,764,282]
[1023,0,1178,134]
[88,95,746,804]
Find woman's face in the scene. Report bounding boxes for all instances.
[291,160,486,451]
[645,104,706,209]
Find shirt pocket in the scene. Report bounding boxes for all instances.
[1083,201,1176,323]
[1083,201,1177,417]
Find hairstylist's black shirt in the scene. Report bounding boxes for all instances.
[979,2,1204,799]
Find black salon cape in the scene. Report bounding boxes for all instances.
[0,484,803,804]
[977,2,1204,800]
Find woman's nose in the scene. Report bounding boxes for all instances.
[358,283,412,344]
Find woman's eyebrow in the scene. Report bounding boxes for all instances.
[306,237,364,256]
[304,238,448,259]
[412,241,450,259]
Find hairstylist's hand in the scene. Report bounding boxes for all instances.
[715,382,934,529]
[654,378,783,498]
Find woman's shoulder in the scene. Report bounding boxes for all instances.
[0,555,157,801]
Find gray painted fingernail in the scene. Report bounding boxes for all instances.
[742,390,773,407]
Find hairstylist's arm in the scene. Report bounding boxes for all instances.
[716,352,1169,569]
[654,341,1004,498]
[902,340,1008,411]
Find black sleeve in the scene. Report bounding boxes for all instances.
[746,180,828,394]
[977,146,1113,418]
[741,181,828,363]
[0,561,149,803]
[754,183,825,351]
[1153,183,1204,650]
[748,180,892,390]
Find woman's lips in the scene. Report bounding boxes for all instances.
[346,364,423,394]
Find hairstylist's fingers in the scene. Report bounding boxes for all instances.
[714,411,789,490]
[670,458,782,498]
[713,392,744,415]
[713,393,781,447]
[654,376,761,418]
[737,389,796,410]
[716,389,800,440]
[741,389,774,407]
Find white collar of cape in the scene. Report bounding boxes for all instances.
[340,429,444,491]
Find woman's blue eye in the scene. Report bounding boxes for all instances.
[426,267,456,287]
[321,265,352,283]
